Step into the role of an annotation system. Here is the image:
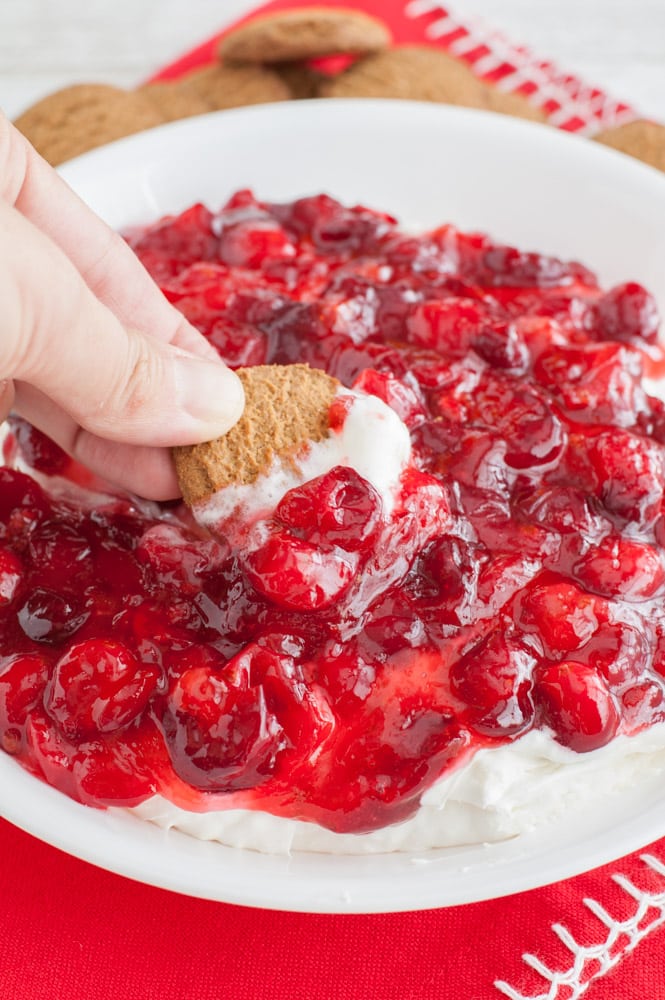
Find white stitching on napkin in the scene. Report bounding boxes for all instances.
[493,854,665,1000]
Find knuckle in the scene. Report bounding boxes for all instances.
[102,335,166,425]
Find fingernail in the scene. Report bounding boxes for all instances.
[174,356,245,437]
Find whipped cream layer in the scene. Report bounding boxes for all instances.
[193,389,412,531]
[128,724,665,853]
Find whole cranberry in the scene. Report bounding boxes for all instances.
[24,709,78,800]
[129,203,219,268]
[450,630,536,737]
[406,297,493,355]
[8,418,70,476]
[584,622,650,688]
[17,588,88,644]
[587,430,664,527]
[28,522,93,588]
[0,547,23,606]
[0,468,47,524]
[276,467,382,554]
[474,379,566,470]
[218,221,296,269]
[534,342,643,426]
[470,321,529,373]
[73,718,169,807]
[620,681,665,733]
[0,653,50,752]
[44,639,160,740]
[593,282,660,344]
[242,530,358,611]
[535,660,620,752]
[479,245,580,288]
[573,536,665,601]
[137,523,228,595]
[520,578,605,657]
[352,369,426,426]
[163,654,285,791]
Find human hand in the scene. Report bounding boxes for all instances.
[0,112,244,500]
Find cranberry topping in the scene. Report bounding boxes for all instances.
[535,661,620,753]
[276,467,382,553]
[1,190,664,832]
[44,639,160,740]
[592,282,661,345]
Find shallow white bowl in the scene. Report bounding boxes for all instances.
[3,100,665,913]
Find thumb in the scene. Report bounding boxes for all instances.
[0,199,244,447]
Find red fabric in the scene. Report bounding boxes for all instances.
[4,4,662,998]
[2,815,665,998]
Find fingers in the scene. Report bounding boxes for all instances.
[0,113,217,359]
[0,198,244,452]
[12,384,181,500]
[0,113,244,500]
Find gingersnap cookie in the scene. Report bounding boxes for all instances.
[140,81,212,122]
[167,63,291,112]
[219,7,391,64]
[321,46,546,123]
[274,62,325,100]
[482,85,547,124]
[594,119,665,174]
[13,84,166,166]
[174,364,339,507]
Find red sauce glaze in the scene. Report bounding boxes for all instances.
[2,189,665,834]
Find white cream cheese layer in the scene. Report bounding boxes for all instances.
[128,724,665,854]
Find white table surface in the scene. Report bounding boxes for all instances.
[1,0,664,123]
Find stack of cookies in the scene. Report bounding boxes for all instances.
[13,5,665,173]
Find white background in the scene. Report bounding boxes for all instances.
[1,0,664,122]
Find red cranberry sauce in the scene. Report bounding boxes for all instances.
[2,190,665,835]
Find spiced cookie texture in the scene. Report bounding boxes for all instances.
[594,119,665,173]
[174,364,339,507]
[140,80,211,122]
[321,46,546,123]
[13,84,165,166]
[167,63,291,111]
[219,7,391,64]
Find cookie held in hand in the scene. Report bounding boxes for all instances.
[173,364,339,507]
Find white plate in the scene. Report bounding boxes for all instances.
[3,100,665,913]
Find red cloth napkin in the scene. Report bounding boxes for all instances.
[3,4,663,999]
[2,816,665,999]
